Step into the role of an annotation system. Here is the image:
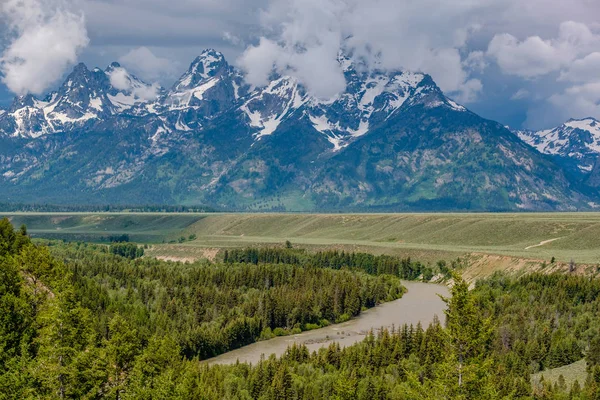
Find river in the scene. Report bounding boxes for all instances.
[205,281,449,365]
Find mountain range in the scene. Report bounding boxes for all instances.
[0,49,599,211]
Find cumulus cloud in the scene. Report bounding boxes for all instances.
[3,0,600,129]
[108,68,132,91]
[223,32,245,47]
[133,84,162,101]
[488,20,600,126]
[546,72,600,124]
[0,0,89,96]
[118,47,178,82]
[545,83,600,123]
[109,65,161,101]
[238,0,346,99]
[559,52,600,83]
[487,21,599,79]
[463,51,488,74]
[238,0,485,101]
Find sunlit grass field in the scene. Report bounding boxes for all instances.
[532,360,588,390]
[3,212,600,265]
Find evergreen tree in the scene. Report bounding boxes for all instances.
[443,274,494,398]
[104,314,141,399]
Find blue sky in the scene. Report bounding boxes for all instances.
[2,0,600,130]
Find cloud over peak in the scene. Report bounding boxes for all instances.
[1,0,600,129]
[238,0,483,102]
[0,0,89,96]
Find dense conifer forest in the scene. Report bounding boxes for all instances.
[1,218,600,399]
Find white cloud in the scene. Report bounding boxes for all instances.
[108,65,161,101]
[238,0,489,102]
[109,68,131,91]
[223,32,245,47]
[239,0,347,99]
[511,89,530,100]
[487,21,600,79]
[132,83,161,101]
[118,47,178,82]
[487,20,600,127]
[463,51,487,73]
[0,0,89,96]
[547,82,600,122]
[559,52,600,83]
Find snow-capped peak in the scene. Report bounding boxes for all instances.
[564,117,600,135]
[194,49,226,76]
[173,49,228,92]
[236,54,463,151]
[0,61,163,138]
[156,49,245,118]
[9,94,37,112]
[1,49,466,143]
[301,63,449,151]
[515,117,600,173]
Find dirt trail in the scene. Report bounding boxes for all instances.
[524,238,563,250]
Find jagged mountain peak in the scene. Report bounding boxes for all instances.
[9,94,38,112]
[0,49,596,212]
[174,49,229,92]
[564,117,600,130]
[515,117,600,175]
[160,50,245,115]
[0,50,466,141]
[235,54,469,152]
[72,62,89,73]
[106,61,123,70]
[240,58,463,151]
[0,61,163,138]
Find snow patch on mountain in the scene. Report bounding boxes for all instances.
[166,78,220,110]
[515,118,600,172]
[242,77,306,139]
[447,99,466,112]
[308,114,347,151]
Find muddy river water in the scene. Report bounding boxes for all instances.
[205,281,449,365]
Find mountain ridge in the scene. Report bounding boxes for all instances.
[512,117,600,188]
[0,50,596,211]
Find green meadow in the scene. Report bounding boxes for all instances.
[3,212,600,265]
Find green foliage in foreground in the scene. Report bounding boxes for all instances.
[1,218,600,399]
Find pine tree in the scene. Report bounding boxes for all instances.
[588,335,600,369]
[442,274,494,397]
[270,363,292,400]
[31,287,97,398]
[104,314,141,399]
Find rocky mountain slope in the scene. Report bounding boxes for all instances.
[0,50,595,211]
[514,118,600,189]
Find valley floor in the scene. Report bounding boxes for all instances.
[3,212,600,277]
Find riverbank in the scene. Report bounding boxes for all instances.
[205,281,449,365]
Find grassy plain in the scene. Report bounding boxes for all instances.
[532,360,588,390]
[2,212,600,269]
